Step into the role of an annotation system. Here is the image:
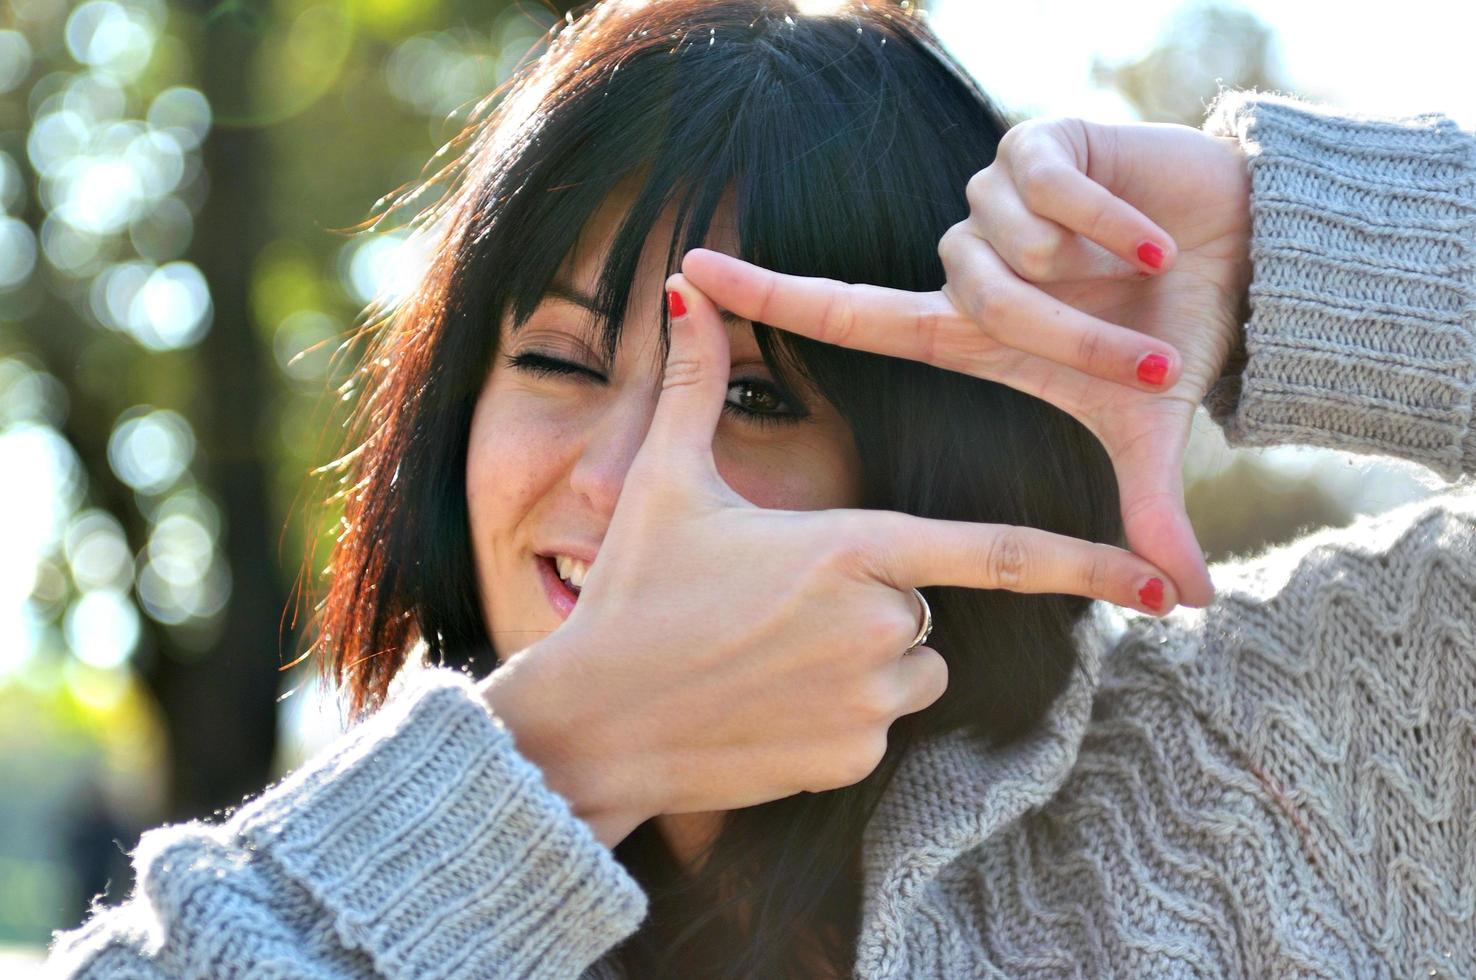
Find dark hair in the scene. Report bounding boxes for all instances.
[307,1,1123,977]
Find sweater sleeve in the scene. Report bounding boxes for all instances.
[44,666,648,979]
[1198,88,1476,481]
[1176,92,1476,970]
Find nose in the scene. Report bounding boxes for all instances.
[567,392,657,519]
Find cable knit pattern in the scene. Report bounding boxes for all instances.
[46,92,1476,978]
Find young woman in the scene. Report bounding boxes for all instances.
[48,1,1475,977]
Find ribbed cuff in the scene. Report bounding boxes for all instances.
[1200,88,1476,480]
[227,667,647,979]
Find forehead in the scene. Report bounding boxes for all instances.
[539,179,757,365]
[559,175,741,292]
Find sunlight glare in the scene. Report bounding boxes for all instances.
[793,0,848,15]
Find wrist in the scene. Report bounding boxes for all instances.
[477,640,659,849]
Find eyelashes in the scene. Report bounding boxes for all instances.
[501,351,808,428]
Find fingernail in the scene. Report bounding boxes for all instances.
[667,289,687,318]
[1137,241,1164,269]
[1138,577,1165,612]
[1137,352,1169,386]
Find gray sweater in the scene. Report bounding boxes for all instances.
[46,89,1476,979]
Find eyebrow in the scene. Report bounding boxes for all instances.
[547,278,748,328]
[538,275,813,414]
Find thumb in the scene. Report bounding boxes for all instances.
[638,274,730,470]
[1114,434,1215,608]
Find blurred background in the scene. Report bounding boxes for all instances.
[0,0,1465,966]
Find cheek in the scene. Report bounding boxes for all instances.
[714,428,864,512]
[465,390,570,545]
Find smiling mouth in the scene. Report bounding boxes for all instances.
[544,555,584,594]
[537,554,582,616]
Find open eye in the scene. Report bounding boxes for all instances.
[724,378,801,426]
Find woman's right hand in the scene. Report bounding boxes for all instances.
[478,276,1180,848]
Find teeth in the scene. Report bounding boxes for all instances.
[554,555,591,590]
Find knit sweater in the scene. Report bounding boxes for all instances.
[46,90,1476,979]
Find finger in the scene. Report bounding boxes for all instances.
[854,510,1180,616]
[1111,416,1216,607]
[939,231,1182,392]
[890,645,948,717]
[1005,136,1177,274]
[682,246,1182,394]
[640,275,730,466]
[967,177,1142,283]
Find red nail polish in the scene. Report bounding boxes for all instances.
[1137,353,1169,386]
[1138,577,1164,611]
[667,289,687,318]
[1137,241,1164,269]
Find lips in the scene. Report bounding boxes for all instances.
[537,553,579,620]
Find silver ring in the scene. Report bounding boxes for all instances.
[905,587,932,653]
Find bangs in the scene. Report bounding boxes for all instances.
[459,0,999,411]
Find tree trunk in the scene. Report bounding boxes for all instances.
[144,0,286,823]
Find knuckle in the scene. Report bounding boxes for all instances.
[1016,233,1063,281]
[1082,202,1117,249]
[985,527,1030,590]
[751,266,781,325]
[1075,327,1106,374]
[929,652,950,704]
[938,220,968,263]
[1016,161,1066,209]
[964,167,994,213]
[851,674,897,723]
[660,354,703,391]
[819,512,865,563]
[862,610,905,652]
[913,306,944,365]
[1081,549,1112,599]
[998,119,1032,156]
[816,287,860,348]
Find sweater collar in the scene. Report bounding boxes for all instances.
[856,600,1131,935]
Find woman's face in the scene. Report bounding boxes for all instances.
[466,188,867,663]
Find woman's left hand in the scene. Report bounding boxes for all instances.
[681,118,1252,608]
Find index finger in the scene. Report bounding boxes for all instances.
[680,246,1180,393]
[850,509,1178,616]
[682,246,956,363]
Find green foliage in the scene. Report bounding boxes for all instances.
[0,0,559,944]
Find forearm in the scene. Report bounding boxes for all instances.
[1200,89,1476,480]
[48,666,649,979]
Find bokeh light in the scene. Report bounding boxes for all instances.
[0,357,68,429]
[338,229,432,308]
[145,86,211,150]
[40,212,102,276]
[64,0,159,80]
[273,309,342,381]
[64,510,135,593]
[136,488,229,626]
[129,261,212,348]
[90,260,213,348]
[105,406,195,495]
[63,589,139,669]
[0,30,33,93]
[0,423,85,576]
[0,217,38,290]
